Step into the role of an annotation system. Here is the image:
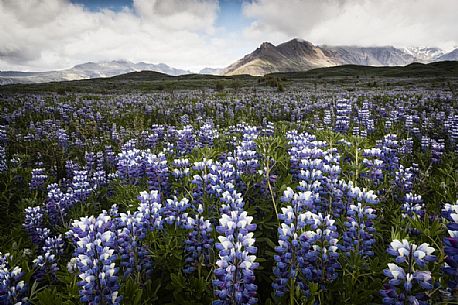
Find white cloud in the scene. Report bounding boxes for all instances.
[242,0,458,50]
[0,0,236,71]
[1,0,457,72]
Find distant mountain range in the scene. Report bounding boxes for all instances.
[222,38,458,76]
[0,60,192,85]
[1,39,458,84]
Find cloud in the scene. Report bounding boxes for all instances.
[1,0,457,71]
[242,0,458,50]
[0,0,235,71]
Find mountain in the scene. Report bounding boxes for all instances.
[436,48,458,61]
[401,47,444,62]
[222,38,455,76]
[199,67,223,75]
[0,60,191,85]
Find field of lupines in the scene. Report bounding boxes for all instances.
[0,86,457,305]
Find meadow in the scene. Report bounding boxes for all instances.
[0,75,457,305]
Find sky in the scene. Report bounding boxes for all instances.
[1,0,458,72]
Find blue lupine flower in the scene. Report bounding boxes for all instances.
[29,167,47,191]
[0,144,6,173]
[378,134,399,173]
[334,99,352,133]
[163,196,190,225]
[116,211,153,278]
[144,152,169,195]
[213,210,258,305]
[343,202,376,257]
[272,188,315,297]
[23,206,50,246]
[442,201,458,289]
[116,147,144,184]
[381,239,436,304]
[67,212,122,305]
[136,190,164,232]
[0,252,29,305]
[401,193,424,219]
[33,234,65,281]
[72,170,93,202]
[198,123,219,147]
[395,165,416,194]
[176,125,197,155]
[302,213,340,286]
[183,204,214,274]
[172,158,190,178]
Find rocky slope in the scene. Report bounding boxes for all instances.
[223,38,458,76]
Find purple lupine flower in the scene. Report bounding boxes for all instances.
[0,252,29,305]
[431,139,445,163]
[136,190,164,232]
[378,134,399,173]
[381,239,436,305]
[395,165,416,194]
[163,196,190,225]
[302,213,340,286]
[401,193,425,219]
[342,200,377,257]
[183,204,214,274]
[172,158,190,179]
[29,167,47,191]
[23,206,49,246]
[72,170,93,202]
[442,201,458,290]
[116,147,144,184]
[272,188,315,297]
[334,99,352,133]
[198,123,219,147]
[67,212,122,305]
[176,125,197,155]
[0,144,6,173]
[116,211,153,278]
[362,148,384,185]
[144,152,169,195]
[33,234,65,281]
[213,209,258,305]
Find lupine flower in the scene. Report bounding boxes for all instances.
[144,152,169,195]
[29,167,47,191]
[395,165,416,194]
[183,204,214,274]
[342,201,377,257]
[163,196,190,225]
[380,239,436,304]
[198,123,219,147]
[116,147,144,184]
[0,144,7,173]
[378,134,399,173]
[67,212,122,305]
[0,252,29,305]
[72,170,93,202]
[33,234,65,281]
[23,206,50,246]
[302,213,340,286]
[272,188,316,297]
[116,211,153,278]
[442,201,458,290]
[213,210,258,305]
[172,158,190,178]
[176,125,197,155]
[334,99,352,133]
[401,193,424,219]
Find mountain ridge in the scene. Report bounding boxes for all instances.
[222,38,458,76]
[0,60,192,85]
